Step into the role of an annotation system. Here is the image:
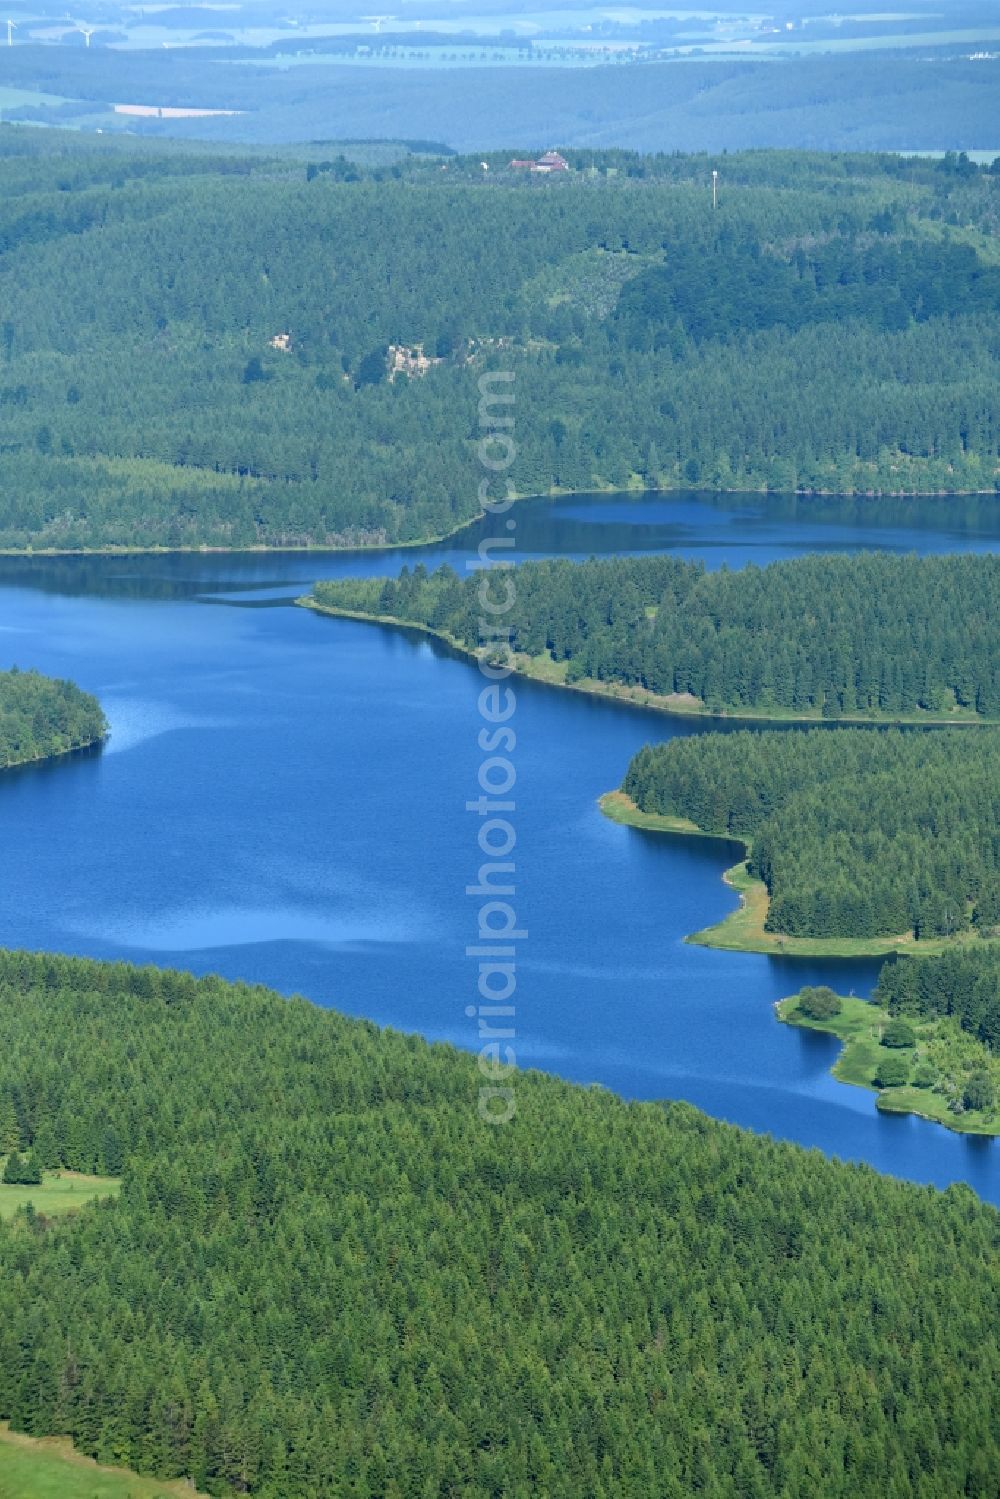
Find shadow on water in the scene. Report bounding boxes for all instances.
[2,740,105,786]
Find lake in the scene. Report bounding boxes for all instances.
[0,490,997,1203]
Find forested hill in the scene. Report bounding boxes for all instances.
[0,667,106,767]
[0,139,998,549]
[0,952,997,1496]
[622,729,1000,941]
[311,552,1000,721]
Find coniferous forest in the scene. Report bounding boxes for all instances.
[0,136,998,549]
[622,729,1000,940]
[0,952,997,1498]
[312,551,1000,720]
[0,667,107,767]
[0,125,998,1499]
[875,947,1000,1056]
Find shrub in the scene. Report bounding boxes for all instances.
[875,1056,910,1088]
[796,986,842,1021]
[881,1019,916,1049]
[963,1072,995,1113]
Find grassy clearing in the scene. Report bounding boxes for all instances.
[0,1424,204,1498]
[0,87,71,111]
[915,217,1000,267]
[599,792,988,958]
[777,993,1000,1137]
[0,1167,120,1223]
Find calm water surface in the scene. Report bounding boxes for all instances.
[1,492,998,1202]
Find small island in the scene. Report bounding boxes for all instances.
[0,668,108,770]
[777,968,1000,1137]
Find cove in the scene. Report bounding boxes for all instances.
[0,490,997,1203]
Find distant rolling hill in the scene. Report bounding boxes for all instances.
[0,47,999,151]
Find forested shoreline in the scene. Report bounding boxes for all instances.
[777,948,1000,1133]
[0,668,107,768]
[1,127,998,1499]
[621,730,1000,942]
[778,976,999,1136]
[309,552,1000,722]
[0,952,996,1496]
[0,137,998,549]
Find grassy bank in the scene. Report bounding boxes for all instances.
[301,600,990,729]
[777,992,1000,1137]
[599,792,983,958]
[0,1424,204,1498]
[0,1167,120,1223]
[301,594,726,719]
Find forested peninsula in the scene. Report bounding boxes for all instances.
[616,729,1000,951]
[306,552,1000,722]
[1,135,998,550]
[0,668,107,768]
[779,947,1000,1134]
[0,952,997,1497]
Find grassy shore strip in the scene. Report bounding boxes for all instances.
[599,791,983,958]
[0,1423,206,1498]
[0,1167,121,1223]
[299,600,991,729]
[777,994,1000,1137]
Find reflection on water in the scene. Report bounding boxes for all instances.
[3,489,1000,601]
[0,490,997,1202]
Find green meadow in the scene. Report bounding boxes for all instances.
[0,1166,120,1223]
[0,1424,204,1498]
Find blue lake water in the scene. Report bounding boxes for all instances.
[0,490,998,1203]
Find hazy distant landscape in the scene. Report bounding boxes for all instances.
[1,0,999,148]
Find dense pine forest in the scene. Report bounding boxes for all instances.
[0,667,106,767]
[0,135,998,548]
[622,729,1000,940]
[1,123,998,1498]
[0,952,997,1497]
[311,551,1000,720]
[876,947,1000,1055]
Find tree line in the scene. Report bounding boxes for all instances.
[0,666,106,768]
[622,728,1000,940]
[0,950,996,1496]
[313,551,1000,720]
